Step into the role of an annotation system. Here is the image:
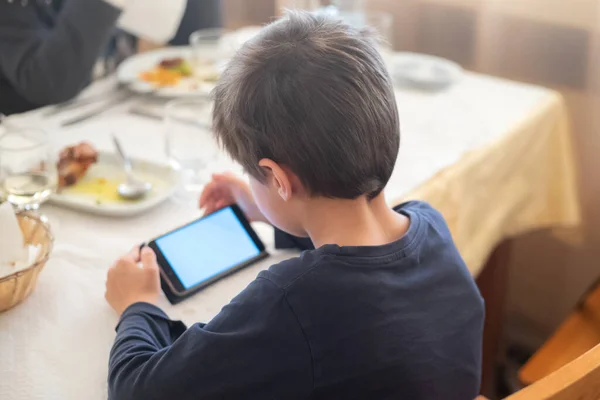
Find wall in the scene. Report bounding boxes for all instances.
[222,0,276,28]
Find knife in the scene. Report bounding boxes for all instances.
[129,104,212,131]
[60,91,135,127]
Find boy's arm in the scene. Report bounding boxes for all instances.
[108,278,312,400]
[110,302,188,367]
[274,228,315,251]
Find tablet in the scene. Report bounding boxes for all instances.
[148,205,268,304]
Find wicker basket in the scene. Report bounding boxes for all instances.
[0,212,53,312]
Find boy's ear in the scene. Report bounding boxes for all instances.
[258,158,292,201]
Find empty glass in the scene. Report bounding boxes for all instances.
[282,0,322,10]
[332,0,364,12]
[332,0,365,26]
[365,12,394,66]
[0,128,56,210]
[189,28,232,78]
[164,99,217,200]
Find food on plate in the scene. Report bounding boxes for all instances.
[139,68,182,87]
[139,57,193,87]
[63,177,126,204]
[57,142,98,188]
[139,56,220,88]
[51,146,168,209]
[159,57,193,76]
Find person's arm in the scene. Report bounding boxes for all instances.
[117,0,186,45]
[0,0,122,106]
[169,0,223,46]
[274,228,315,251]
[108,278,312,400]
[197,173,315,251]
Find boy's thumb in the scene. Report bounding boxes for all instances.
[214,172,240,184]
[141,246,157,269]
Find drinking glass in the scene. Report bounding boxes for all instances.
[282,0,322,10]
[332,0,365,26]
[164,99,217,200]
[189,28,232,76]
[0,128,56,210]
[365,12,394,66]
[332,0,364,12]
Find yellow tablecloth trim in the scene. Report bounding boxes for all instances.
[393,92,581,277]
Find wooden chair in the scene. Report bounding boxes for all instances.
[511,341,600,399]
[476,342,600,400]
[519,283,600,385]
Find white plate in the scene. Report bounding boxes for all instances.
[117,47,217,98]
[50,152,177,217]
[391,52,463,91]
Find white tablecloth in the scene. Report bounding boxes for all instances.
[0,73,557,400]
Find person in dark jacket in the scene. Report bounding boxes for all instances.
[0,0,221,115]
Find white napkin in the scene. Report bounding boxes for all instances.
[0,203,43,279]
[0,202,26,265]
[117,0,187,44]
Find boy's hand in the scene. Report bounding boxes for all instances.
[199,172,267,223]
[105,246,161,316]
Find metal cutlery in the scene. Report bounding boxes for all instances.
[129,104,212,131]
[61,91,135,127]
[111,135,152,200]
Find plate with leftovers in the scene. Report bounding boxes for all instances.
[117,47,221,98]
[391,52,463,91]
[50,143,177,217]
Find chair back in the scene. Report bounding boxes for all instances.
[506,343,600,400]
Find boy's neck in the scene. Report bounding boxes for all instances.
[301,193,410,249]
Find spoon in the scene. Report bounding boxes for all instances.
[111,135,152,200]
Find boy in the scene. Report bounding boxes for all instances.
[105,11,484,400]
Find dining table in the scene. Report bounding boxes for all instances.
[0,65,580,399]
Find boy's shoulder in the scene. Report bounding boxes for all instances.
[258,249,327,291]
[260,200,451,291]
[395,200,443,222]
[395,200,452,238]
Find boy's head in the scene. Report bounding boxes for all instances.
[213,11,400,235]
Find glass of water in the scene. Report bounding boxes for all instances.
[365,12,394,67]
[164,99,218,200]
[282,0,322,11]
[0,128,57,210]
[189,28,232,78]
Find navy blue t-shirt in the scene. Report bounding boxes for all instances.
[108,201,484,399]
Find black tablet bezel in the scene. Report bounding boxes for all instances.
[148,204,268,304]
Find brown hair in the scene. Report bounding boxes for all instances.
[212,10,400,199]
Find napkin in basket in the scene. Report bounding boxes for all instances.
[0,202,39,278]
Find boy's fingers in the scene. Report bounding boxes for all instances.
[117,253,137,266]
[128,245,141,262]
[141,247,158,270]
[200,197,219,213]
[201,194,230,214]
[200,191,220,209]
[211,172,227,181]
[205,201,226,215]
[213,172,241,185]
[204,204,219,215]
[199,181,217,206]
